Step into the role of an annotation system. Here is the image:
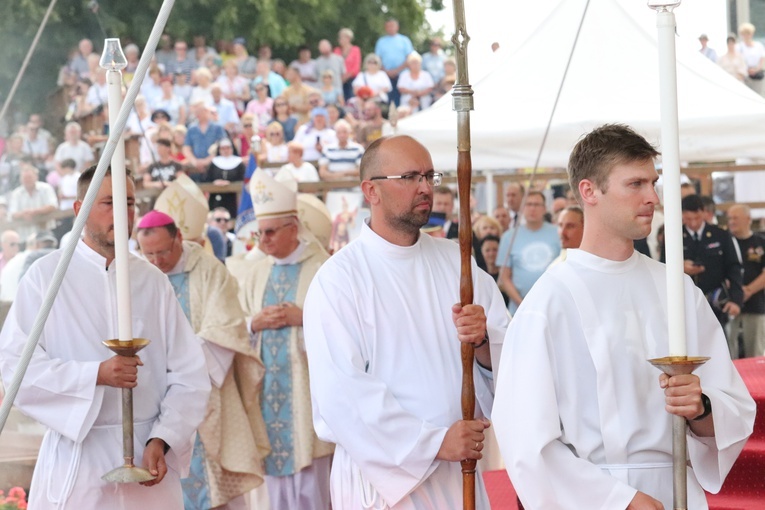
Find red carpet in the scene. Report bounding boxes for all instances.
[484,357,765,509]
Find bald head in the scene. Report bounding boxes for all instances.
[726,204,752,238]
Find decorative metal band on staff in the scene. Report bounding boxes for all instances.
[646,2,709,509]
[450,0,477,508]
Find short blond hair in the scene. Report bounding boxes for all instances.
[739,22,756,35]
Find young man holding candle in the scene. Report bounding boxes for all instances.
[493,124,755,510]
[0,166,210,509]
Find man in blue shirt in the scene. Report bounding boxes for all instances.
[182,101,226,182]
[374,19,414,106]
[497,190,561,314]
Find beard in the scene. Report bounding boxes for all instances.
[389,202,432,236]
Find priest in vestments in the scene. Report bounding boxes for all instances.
[493,124,755,509]
[136,210,270,510]
[303,135,510,509]
[239,168,334,509]
[0,166,211,509]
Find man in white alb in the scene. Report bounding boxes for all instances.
[0,166,211,509]
[493,124,755,509]
[303,135,509,509]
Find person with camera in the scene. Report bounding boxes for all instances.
[681,194,743,329]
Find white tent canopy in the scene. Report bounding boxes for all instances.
[399,0,765,171]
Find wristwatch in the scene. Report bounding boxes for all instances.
[693,393,712,421]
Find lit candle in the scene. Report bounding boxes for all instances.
[100,39,132,343]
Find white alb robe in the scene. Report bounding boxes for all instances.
[493,249,756,510]
[0,240,211,509]
[303,222,510,509]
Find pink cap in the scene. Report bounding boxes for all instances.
[138,210,176,229]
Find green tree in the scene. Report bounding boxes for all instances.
[0,0,443,134]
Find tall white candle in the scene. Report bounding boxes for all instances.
[106,67,133,343]
[655,9,686,357]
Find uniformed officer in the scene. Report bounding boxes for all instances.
[681,194,743,328]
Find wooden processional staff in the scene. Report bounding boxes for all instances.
[450,0,477,508]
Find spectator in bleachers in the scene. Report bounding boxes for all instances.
[319,70,344,107]
[698,34,717,62]
[434,57,457,101]
[344,84,373,124]
[123,43,141,84]
[252,59,287,99]
[85,52,102,83]
[719,34,747,82]
[0,134,25,195]
[140,66,164,110]
[0,230,21,277]
[8,160,58,240]
[205,138,245,217]
[375,18,414,106]
[473,215,502,241]
[125,96,157,172]
[156,34,175,71]
[326,102,344,129]
[260,122,289,165]
[54,158,81,211]
[352,54,392,104]
[492,206,511,233]
[171,124,188,162]
[272,58,287,78]
[258,44,273,62]
[294,107,337,163]
[422,38,446,85]
[316,39,346,101]
[53,122,94,174]
[85,69,109,118]
[271,96,297,142]
[245,82,273,131]
[210,84,240,134]
[355,99,393,149]
[169,39,197,80]
[190,67,215,107]
[235,113,258,158]
[737,23,765,97]
[173,69,193,105]
[398,53,435,112]
[291,45,319,88]
[319,119,362,181]
[335,28,361,101]
[217,59,251,114]
[498,190,561,314]
[280,141,320,182]
[22,114,53,172]
[283,65,319,126]
[155,76,187,126]
[229,37,257,80]
[144,138,183,189]
[183,101,226,180]
[68,38,94,80]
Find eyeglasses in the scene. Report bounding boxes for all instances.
[254,222,294,240]
[369,171,443,187]
[243,123,253,128]
[268,132,281,137]
[275,102,287,107]
[214,217,230,223]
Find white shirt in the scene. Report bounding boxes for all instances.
[0,240,210,509]
[304,221,509,509]
[293,125,338,162]
[280,162,320,182]
[54,140,94,172]
[493,249,756,510]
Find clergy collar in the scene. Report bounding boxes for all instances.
[360,219,424,260]
[566,248,640,274]
[273,239,308,265]
[76,238,114,270]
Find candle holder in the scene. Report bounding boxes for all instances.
[101,338,156,483]
[648,355,709,510]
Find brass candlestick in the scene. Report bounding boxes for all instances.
[101,338,156,483]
